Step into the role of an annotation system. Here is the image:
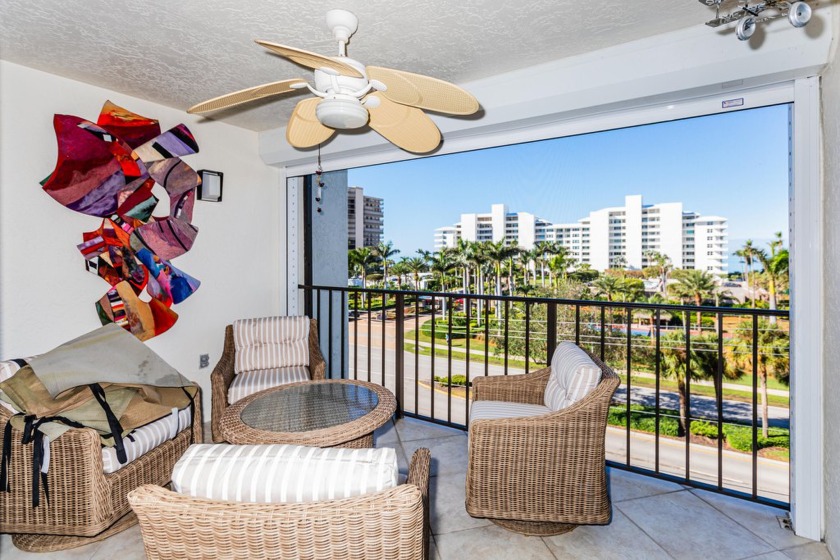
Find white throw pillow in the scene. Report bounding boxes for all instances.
[171,444,399,504]
[544,342,601,411]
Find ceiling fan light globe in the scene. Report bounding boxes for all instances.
[788,2,812,28]
[316,97,369,129]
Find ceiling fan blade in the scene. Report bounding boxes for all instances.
[187,79,305,114]
[287,98,336,148]
[367,93,441,154]
[255,41,363,78]
[366,66,479,116]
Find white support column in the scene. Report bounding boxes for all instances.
[790,75,823,541]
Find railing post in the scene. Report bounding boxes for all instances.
[546,302,557,365]
[395,293,405,419]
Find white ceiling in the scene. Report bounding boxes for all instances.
[0,0,710,131]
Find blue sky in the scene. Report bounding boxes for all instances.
[347,104,791,267]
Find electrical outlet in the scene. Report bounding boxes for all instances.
[199,354,210,368]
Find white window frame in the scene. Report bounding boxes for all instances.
[284,78,824,539]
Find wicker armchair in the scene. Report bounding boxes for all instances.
[465,350,620,536]
[211,318,326,442]
[129,447,431,560]
[0,390,202,553]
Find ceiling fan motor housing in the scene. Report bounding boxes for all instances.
[313,58,371,129]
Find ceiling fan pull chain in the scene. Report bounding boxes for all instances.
[315,145,325,214]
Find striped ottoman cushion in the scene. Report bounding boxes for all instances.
[172,444,399,504]
[233,316,310,373]
[470,400,551,422]
[227,366,311,404]
[544,342,601,411]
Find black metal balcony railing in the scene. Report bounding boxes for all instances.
[300,284,791,509]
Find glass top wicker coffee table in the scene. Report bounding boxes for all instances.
[219,379,397,448]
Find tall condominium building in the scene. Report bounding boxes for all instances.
[434,196,728,274]
[433,204,552,251]
[347,186,384,250]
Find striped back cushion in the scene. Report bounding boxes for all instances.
[233,316,310,373]
[172,444,398,504]
[0,358,29,413]
[544,342,601,411]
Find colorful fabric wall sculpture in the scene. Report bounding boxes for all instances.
[41,101,202,340]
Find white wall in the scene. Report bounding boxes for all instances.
[821,32,840,556]
[0,61,285,414]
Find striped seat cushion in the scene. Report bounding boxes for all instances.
[227,366,311,404]
[102,406,193,473]
[470,400,551,422]
[172,444,398,504]
[544,342,601,411]
[233,316,310,374]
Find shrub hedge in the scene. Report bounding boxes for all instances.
[434,374,470,387]
[607,404,789,452]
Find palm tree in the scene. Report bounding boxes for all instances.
[617,277,644,302]
[428,251,456,293]
[506,247,522,294]
[483,241,518,321]
[416,248,433,263]
[731,319,790,438]
[659,331,725,437]
[644,250,672,294]
[592,275,621,302]
[548,248,572,286]
[403,257,427,291]
[522,246,541,286]
[669,269,716,328]
[733,240,756,307]
[452,238,474,294]
[390,260,410,290]
[349,247,377,304]
[484,241,517,296]
[752,232,789,323]
[533,241,562,286]
[373,241,400,288]
[466,243,489,323]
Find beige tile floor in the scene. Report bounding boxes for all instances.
[1,417,833,560]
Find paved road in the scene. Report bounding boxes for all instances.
[345,341,790,502]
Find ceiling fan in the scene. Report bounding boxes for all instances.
[188,9,480,154]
